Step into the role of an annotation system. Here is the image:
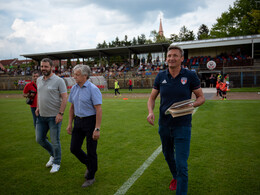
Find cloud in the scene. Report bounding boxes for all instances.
[0,0,236,60]
[163,0,236,36]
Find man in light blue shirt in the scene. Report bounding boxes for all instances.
[67,64,102,188]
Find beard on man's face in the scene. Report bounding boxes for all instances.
[42,69,51,76]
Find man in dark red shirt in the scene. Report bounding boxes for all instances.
[128,78,133,91]
[23,71,39,128]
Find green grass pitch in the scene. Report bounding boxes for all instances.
[0,97,259,194]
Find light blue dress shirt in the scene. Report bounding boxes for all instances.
[68,80,102,117]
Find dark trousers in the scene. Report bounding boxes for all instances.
[30,107,37,129]
[159,125,191,195]
[115,89,120,95]
[70,115,97,179]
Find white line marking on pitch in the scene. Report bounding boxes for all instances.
[114,107,198,195]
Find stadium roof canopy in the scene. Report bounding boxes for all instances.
[21,34,260,61]
[172,34,260,49]
[21,43,170,61]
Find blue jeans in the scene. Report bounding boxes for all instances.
[159,125,191,195]
[30,107,37,129]
[36,116,62,165]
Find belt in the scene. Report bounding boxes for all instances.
[75,115,95,119]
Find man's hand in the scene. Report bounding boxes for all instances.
[35,108,39,116]
[147,113,155,126]
[92,129,100,140]
[55,114,63,124]
[66,124,72,135]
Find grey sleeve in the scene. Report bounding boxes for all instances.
[59,78,67,94]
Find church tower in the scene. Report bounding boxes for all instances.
[159,18,164,37]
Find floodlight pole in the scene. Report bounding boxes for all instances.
[252,38,254,59]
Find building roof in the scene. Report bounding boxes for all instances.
[21,43,170,61]
[20,34,260,61]
[172,34,260,49]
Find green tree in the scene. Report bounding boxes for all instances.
[115,36,120,47]
[101,40,108,48]
[150,30,158,42]
[145,39,153,44]
[210,0,259,37]
[132,37,137,45]
[197,24,210,40]
[149,30,170,43]
[178,26,195,41]
[96,43,102,49]
[27,60,36,69]
[137,34,146,45]
[169,33,180,42]
[123,35,131,46]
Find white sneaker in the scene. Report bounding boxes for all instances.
[46,156,54,168]
[50,164,60,173]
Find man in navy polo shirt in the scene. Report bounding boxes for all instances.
[147,45,205,194]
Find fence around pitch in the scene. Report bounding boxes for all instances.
[0,67,260,90]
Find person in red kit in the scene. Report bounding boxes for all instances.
[23,71,39,129]
[128,78,133,91]
[220,79,227,100]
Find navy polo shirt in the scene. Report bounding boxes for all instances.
[154,68,201,127]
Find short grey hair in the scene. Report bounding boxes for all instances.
[168,45,184,57]
[73,64,91,79]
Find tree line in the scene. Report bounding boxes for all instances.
[96,0,259,48]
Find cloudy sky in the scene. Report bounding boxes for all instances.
[0,0,236,60]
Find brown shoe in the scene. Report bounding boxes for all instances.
[81,178,95,188]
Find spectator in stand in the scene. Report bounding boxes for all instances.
[128,78,133,91]
[23,71,39,129]
[21,69,25,76]
[209,74,215,88]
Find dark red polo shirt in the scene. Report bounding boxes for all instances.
[23,81,37,107]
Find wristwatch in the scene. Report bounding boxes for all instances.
[95,128,100,131]
[59,112,64,116]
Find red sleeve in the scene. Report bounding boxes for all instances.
[23,83,30,93]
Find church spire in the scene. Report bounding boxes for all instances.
[159,18,164,37]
